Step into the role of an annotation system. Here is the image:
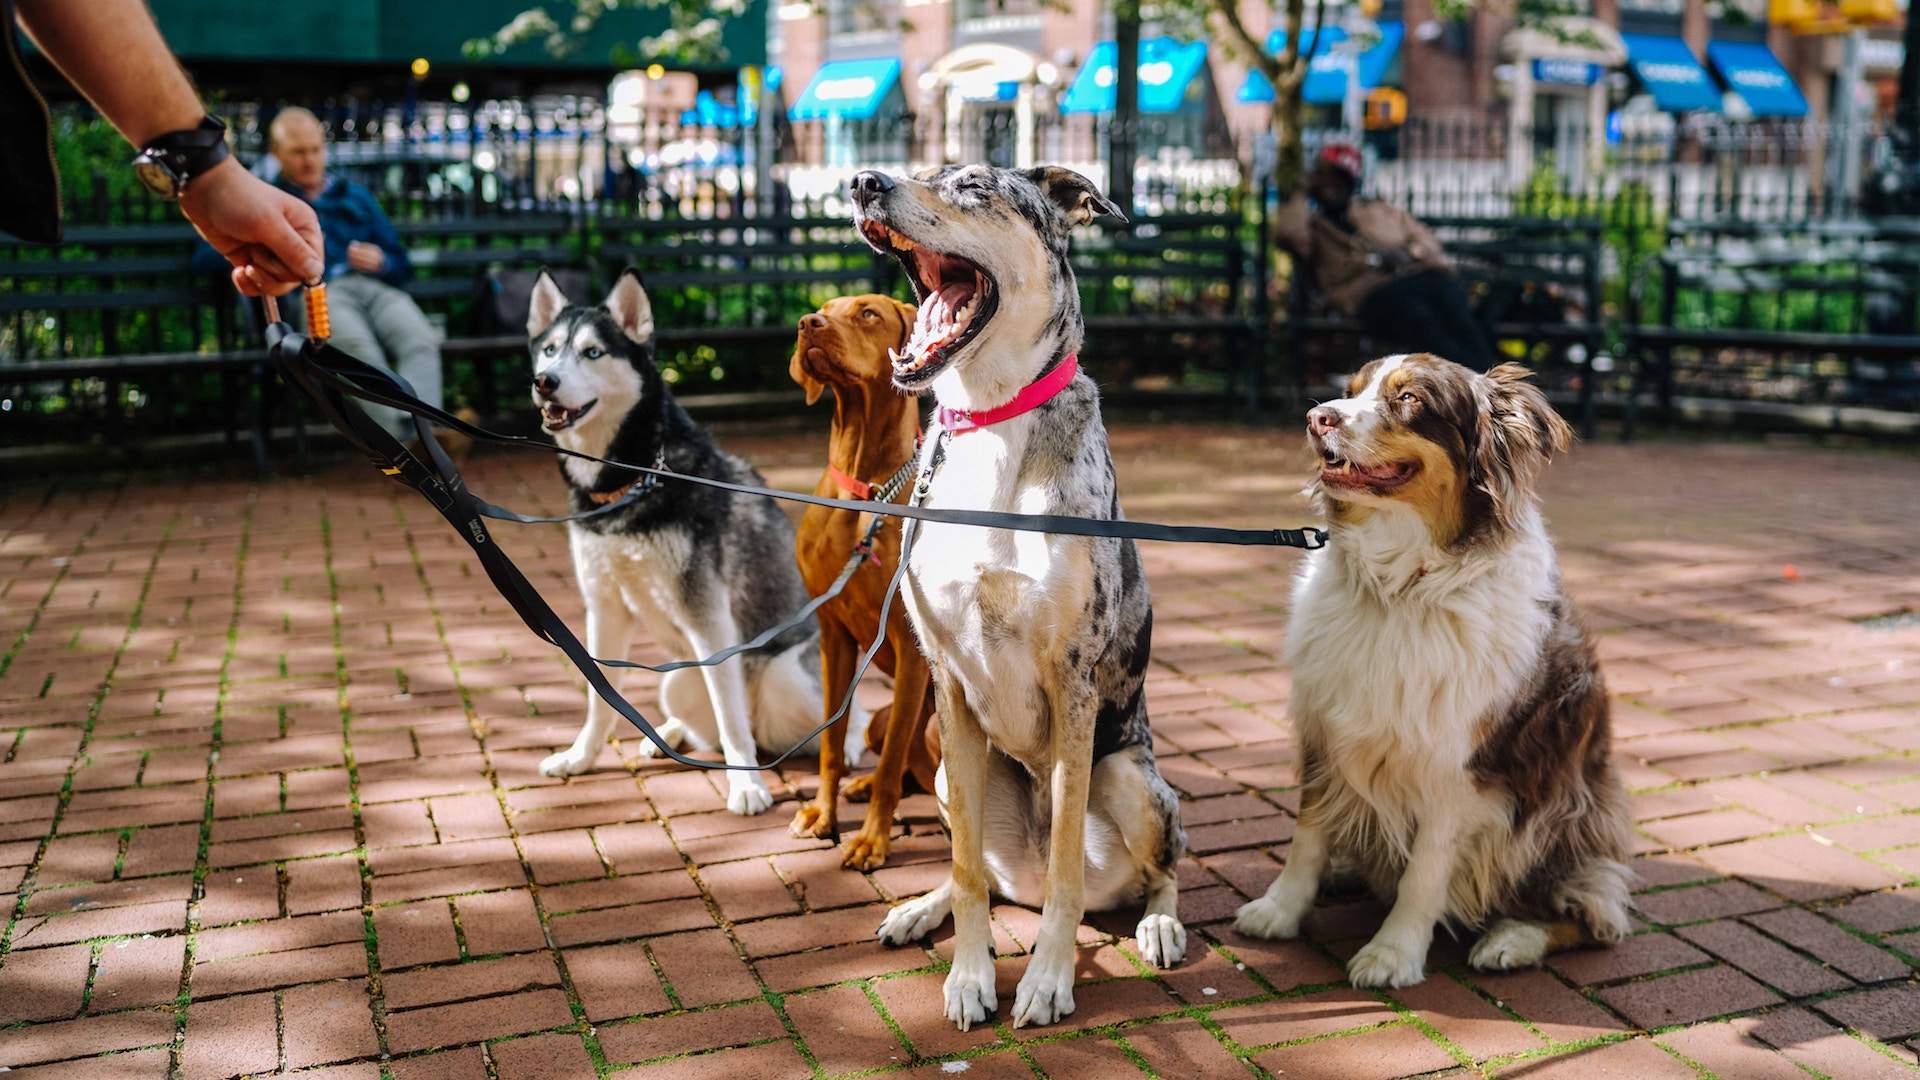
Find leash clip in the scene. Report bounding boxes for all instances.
[1303,528,1329,550]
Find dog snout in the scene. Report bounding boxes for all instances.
[533,371,560,398]
[1307,405,1343,436]
[799,312,829,332]
[850,170,895,205]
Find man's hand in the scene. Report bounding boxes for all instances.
[177,157,324,297]
[346,241,387,275]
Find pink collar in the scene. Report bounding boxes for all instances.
[934,354,1079,435]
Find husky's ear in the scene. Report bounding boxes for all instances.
[604,268,655,344]
[1023,166,1127,227]
[528,269,568,339]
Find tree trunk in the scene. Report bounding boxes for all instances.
[1900,5,1918,152]
[1110,0,1141,215]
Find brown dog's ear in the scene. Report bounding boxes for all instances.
[1471,363,1572,532]
[789,338,825,406]
[892,298,917,349]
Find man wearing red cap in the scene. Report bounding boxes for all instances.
[1276,143,1493,371]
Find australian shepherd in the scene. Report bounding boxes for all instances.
[1234,354,1632,989]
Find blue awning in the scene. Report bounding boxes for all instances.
[1059,38,1209,115]
[681,90,742,128]
[1238,22,1404,106]
[789,58,901,121]
[1707,41,1807,118]
[1621,33,1720,113]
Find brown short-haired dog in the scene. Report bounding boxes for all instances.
[788,295,938,869]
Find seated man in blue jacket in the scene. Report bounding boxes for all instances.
[265,107,445,439]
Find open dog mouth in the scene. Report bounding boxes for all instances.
[539,398,597,433]
[859,220,997,383]
[1318,447,1420,490]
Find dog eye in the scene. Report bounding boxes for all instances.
[584,347,603,360]
[860,309,879,321]
[1398,392,1420,404]
[543,344,556,357]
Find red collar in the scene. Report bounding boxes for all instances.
[826,464,872,500]
[934,354,1078,435]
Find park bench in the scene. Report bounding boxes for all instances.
[1623,218,1920,436]
[1,213,583,470]
[1284,216,1608,435]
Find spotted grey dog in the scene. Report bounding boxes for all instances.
[527,269,866,814]
[850,166,1187,1031]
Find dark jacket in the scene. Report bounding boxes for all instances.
[1,0,62,243]
[276,175,412,287]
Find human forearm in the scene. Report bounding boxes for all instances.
[15,0,204,145]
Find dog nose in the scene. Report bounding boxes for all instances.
[533,371,559,398]
[799,312,828,332]
[1307,406,1343,436]
[849,170,895,203]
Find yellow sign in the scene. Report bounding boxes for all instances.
[1776,0,1898,32]
[1838,0,1898,23]
[1364,88,1407,130]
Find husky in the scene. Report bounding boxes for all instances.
[850,166,1188,1031]
[526,269,866,815]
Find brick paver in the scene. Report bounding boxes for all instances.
[2,426,1918,1077]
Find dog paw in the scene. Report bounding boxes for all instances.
[538,745,599,778]
[1347,935,1428,989]
[843,773,875,803]
[1011,959,1075,1029]
[839,827,891,871]
[1468,920,1550,972]
[788,800,835,839]
[943,958,997,1031]
[726,777,774,816]
[1233,895,1306,941]
[633,719,688,761]
[1135,913,1188,968]
[877,891,951,945]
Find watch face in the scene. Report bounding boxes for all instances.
[133,154,182,200]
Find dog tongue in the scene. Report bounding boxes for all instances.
[937,279,975,311]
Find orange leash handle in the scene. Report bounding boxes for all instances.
[305,280,330,340]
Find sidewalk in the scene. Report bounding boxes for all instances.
[1,426,1917,1079]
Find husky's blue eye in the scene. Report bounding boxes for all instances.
[543,344,556,356]
[584,347,603,360]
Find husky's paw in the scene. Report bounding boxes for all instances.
[944,954,998,1031]
[1234,894,1307,941]
[1469,920,1550,972]
[877,891,950,945]
[1011,955,1075,1029]
[1135,913,1188,968]
[726,776,774,816]
[633,719,689,761]
[539,744,600,778]
[1347,934,1428,989]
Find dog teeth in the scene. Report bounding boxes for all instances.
[889,229,915,252]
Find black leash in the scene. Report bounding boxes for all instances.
[271,320,927,773]
[265,315,1327,773]
[281,335,1329,552]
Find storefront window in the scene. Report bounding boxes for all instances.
[829,0,895,36]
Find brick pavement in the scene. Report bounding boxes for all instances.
[2,425,1918,1079]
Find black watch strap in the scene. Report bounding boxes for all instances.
[139,116,230,188]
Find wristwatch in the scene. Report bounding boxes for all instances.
[131,116,231,200]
